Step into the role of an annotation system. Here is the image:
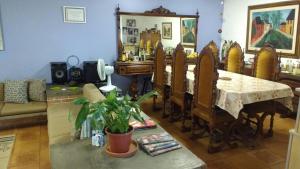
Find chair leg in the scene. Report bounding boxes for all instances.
[181,106,191,132]
[261,112,274,138]
[152,95,157,111]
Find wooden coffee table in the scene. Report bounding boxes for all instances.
[50,117,207,169]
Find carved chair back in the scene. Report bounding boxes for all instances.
[253,44,280,81]
[224,42,244,73]
[171,44,187,102]
[153,42,166,94]
[206,41,219,60]
[193,47,219,123]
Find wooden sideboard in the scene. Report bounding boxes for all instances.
[115,61,154,100]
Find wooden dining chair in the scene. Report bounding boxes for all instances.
[224,42,244,74]
[206,40,219,60]
[244,44,281,138]
[191,46,235,153]
[169,44,188,124]
[252,44,281,81]
[153,42,168,117]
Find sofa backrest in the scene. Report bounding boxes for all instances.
[0,83,4,102]
[83,83,106,103]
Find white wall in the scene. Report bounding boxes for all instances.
[222,0,299,61]
[121,15,181,48]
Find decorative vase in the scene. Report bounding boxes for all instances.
[105,126,134,153]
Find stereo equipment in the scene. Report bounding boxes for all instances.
[50,62,68,84]
[83,61,105,83]
[69,66,83,83]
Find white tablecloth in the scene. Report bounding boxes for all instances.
[165,65,294,119]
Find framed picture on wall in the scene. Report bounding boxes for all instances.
[162,22,172,39]
[126,19,136,27]
[181,18,197,46]
[246,1,300,56]
[63,6,86,23]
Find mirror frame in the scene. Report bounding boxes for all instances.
[116,6,199,60]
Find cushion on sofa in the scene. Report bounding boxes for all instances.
[1,101,47,116]
[28,79,46,101]
[0,83,4,102]
[4,80,28,103]
[47,103,81,145]
[83,83,105,103]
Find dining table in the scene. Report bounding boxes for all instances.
[165,65,294,119]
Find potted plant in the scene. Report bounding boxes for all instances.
[73,90,157,154]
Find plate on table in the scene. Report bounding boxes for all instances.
[219,77,232,81]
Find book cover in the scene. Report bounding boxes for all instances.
[130,119,157,130]
[149,145,182,156]
[137,132,174,145]
[143,141,179,153]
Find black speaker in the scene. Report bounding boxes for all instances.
[69,66,83,83]
[51,62,68,84]
[83,61,100,83]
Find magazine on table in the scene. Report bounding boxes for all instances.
[137,132,174,145]
[137,132,182,156]
[130,119,157,130]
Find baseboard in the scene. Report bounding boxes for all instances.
[0,112,47,130]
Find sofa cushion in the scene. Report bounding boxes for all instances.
[47,103,81,145]
[83,83,106,103]
[1,101,47,116]
[0,83,4,102]
[28,79,46,101]
[4,80,28,103]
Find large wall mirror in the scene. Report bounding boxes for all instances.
[116,6,199,60]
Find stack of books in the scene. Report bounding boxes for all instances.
[137,132,182,156]
[130,119,157,130]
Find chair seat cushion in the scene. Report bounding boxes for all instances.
[1,102,47,116]
[170,95,184,108]
[242,100,275,114]
[192,106,234,124]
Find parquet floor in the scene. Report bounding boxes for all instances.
[0,98,295,169]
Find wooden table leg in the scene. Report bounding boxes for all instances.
[130,75,138,100]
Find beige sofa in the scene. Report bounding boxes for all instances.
[47,83,105,145]
[0,83,47,129]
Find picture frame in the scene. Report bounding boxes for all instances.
[246,1,300,56]
[126,19,136,27]
[162,22,172,39]
[63,6,86,23]
[181,18,197,46]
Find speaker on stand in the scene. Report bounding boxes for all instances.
[50,62,68,84]
[83,61,107,87]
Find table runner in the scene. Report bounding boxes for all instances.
[165,65,294,119]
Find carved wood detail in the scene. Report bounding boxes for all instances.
[145,6,176,15]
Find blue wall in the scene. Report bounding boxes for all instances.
[0,0,222,90]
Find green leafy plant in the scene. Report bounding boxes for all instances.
[73,90,158,134]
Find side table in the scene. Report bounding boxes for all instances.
[115,61,154,100]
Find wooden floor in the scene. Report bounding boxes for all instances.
[0,98,295,169]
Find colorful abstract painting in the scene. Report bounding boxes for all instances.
[246,2,300,55]
[181,18,197,46]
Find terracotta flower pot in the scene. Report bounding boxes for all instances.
[106,126,134,153]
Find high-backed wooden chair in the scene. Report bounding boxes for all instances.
[244,44,281,138]
[252,44,280,81]
[206,41,219,60]
[191,46,234,153]
[224,42,244,74]
[169,44,188,124]
[153,42,168,117]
